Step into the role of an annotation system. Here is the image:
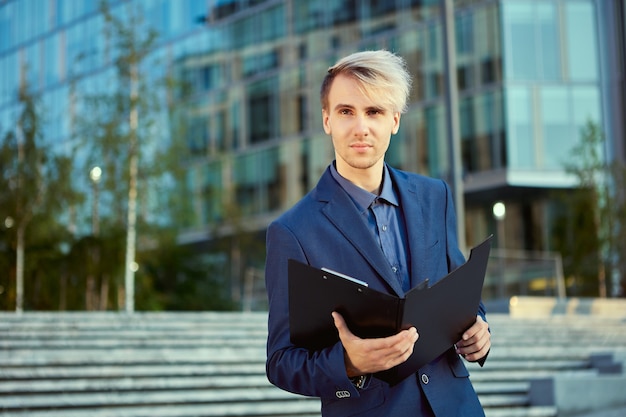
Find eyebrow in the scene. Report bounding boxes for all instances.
[333,103,386,113]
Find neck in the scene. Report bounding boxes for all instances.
[335,161,384,194]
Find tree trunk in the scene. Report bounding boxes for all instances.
[15,224,25,312]
[123,63,138,313]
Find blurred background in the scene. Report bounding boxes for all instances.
[0,0,625,313]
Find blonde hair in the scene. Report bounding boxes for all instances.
[320,50,412,114]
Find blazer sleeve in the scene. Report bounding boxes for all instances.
[441,179,490,365]
[264,220,362,399]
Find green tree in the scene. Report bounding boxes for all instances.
[0,81,81,311]
[73,1,206,311]
[74,1,165,311]
[561,120,626,297]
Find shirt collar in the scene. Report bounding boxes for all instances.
[330,162,399,213]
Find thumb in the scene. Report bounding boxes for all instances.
[332,311,350,337]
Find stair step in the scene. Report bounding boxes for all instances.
[0,312,624,417]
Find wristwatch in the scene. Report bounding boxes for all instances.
[350,374,367,389]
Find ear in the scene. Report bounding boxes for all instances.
[322,109,331,135]
[391,112,401,135]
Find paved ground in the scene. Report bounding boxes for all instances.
[576,406,626,417]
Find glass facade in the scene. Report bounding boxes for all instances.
[1,0,624,298]
[501,0,602,173]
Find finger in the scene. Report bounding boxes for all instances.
[457,330,491,360]
[463,337,491,361]
[373,327,418,353]
[374,328,418,366]
[333,311,361,341]
[462,316,484,339]
[458,316,488,345]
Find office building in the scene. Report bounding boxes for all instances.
[1,0,624,302]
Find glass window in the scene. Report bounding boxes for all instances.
[386,124,408,169]
[456,12,473,55]
[24,41,42,90]
[460,92,504,173]
[0,3,14,52]
[426,22,439,62]
[0,54,19,105]
[187,114,208,157]
[234,147,280,215]
[204,161,224,223]
[537,3,560,80]
[540,87,572,169]
[42,85,69,144]
[28,0,48,39]
[263,5,286,42]
[502,2,561,81]
[425,104,448,178]
[572,86,600,132]
[247,77,277,144]
[44,34,61,87]
[293,1,323,34]
[475,5,502,85]
[503,2,536,80]
[329,0,357,26]
[565,2,598,81]
[66,23,84,76]
[0,108,10,136]
[506,87,534,169]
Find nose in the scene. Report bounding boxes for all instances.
[354,115,369,137]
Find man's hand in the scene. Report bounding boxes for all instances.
[455,315,490,362]
[332,311,418,377]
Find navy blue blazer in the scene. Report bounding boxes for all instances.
[265,164,486,417]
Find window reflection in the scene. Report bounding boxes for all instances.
[460,91,505,173]
[565,2,598,81]
[540,87,571,169]
[572,87,600,130]
[537,3,560,80]
[503,2,560,81]
[247,77,278,144]
[506,87,534,169]
[0,0,609,240]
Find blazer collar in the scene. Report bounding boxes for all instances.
[316,165,404,295]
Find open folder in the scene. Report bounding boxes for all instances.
[288,235,492,385]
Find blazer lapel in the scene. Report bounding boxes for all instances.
[316,168,404,296]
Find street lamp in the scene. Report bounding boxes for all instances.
[492,201,506,299]
[89,166,102,237]
[4,216,14,229]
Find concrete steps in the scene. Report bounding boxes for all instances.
[0,311,625,417]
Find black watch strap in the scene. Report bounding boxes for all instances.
[349,375,367,389]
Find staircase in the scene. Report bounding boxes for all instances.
[0,311,624,417]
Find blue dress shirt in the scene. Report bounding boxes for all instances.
[330,162,411,292]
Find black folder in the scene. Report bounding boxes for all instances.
[288,235,492,385]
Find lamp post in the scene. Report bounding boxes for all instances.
[441,0,466,253]
[89,166,102,237]
[492,201,506,299]
[88,166,102,311]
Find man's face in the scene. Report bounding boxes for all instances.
[322,74,400,180]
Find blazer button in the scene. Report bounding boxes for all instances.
[421,373,429,385]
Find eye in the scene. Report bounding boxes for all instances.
[339,108,353,116]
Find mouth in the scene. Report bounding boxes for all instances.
[350,142,373,150]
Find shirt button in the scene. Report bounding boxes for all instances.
[421,374,429,385]
[392,266,398,273]
[382,225,387,231]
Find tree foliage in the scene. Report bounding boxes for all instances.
[0,1,234,311]
[557,119,626,297]
[67,1,230,311]
[0,81,82,311]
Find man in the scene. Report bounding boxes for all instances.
[265,50,490,416]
